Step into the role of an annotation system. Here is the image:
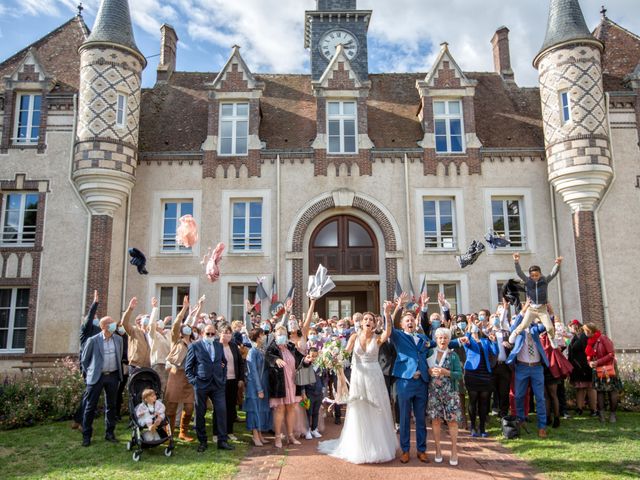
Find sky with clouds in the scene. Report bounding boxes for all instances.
[0,0,639,88]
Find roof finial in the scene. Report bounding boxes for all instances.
[600,5,607,19]
[77,2,84,17]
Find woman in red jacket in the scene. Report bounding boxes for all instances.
[583,323,622,423]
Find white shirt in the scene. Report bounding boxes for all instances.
[495,330,507,362]
[516,328,541,364]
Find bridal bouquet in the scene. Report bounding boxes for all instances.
[316,339,351,405]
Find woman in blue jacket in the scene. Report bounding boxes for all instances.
[243,328,272,446]
[462,320,498,437]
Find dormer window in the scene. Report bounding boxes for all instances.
[13,93,41,145]
[327,100,357,154]
[434,99,464,153]
[560,90,571,124]
[219,102,249,156]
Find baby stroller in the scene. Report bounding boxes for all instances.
[125,368,174,461]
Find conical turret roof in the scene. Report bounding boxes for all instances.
[84,0,144,62]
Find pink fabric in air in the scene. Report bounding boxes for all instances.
[202,242,225,283]
[176,214,198,248]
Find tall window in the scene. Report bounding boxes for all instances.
[158,285,190,321]
[230,285,257,322]
[232,200,262,251]
[423,198,456,249]
[560,91,571,124]
[0,288,29,352]
[14,93,41,144]
[327,101,357,154]
[116,94,127,128]
[491,197,525,248]
[1,193,38,246]
[219,103,249,156]
[434,100,464,153]
[161,200,193,252]
[426,282,459,316]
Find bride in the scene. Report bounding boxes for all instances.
[318,301,398,464]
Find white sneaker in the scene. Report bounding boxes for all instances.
[212,435,218,443]
[311,429,322,438]
[228,434,238,441]
[305,430,313,440]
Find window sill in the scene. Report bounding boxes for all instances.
[486,248,529,254]
[227,251,267,257]
[218,153,249,158]
[0,243,37,249]
[435,151,466,156]
[157,250,195,256]
[326,151,359,156]
[419,249,460,255]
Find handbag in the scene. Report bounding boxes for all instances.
[595,364,616,379]
[295,363,316,386]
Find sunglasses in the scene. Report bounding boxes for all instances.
[205,333,216,337]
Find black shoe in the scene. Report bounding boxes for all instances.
[546,416,553,426]
[590,410,599,418]
[576,408,583,416]
[105,434,118,443]
[552,416,560,428]
[197,443,208,453]
[82,438,91,447]
[217,441,235,451]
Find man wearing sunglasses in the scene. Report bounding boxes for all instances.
[185,323,234,452]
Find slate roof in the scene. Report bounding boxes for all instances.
[593,17,640,91]
[538,0,596,57]
[139,71,545,153]
[84,0,142,58]
[0,16,89,93]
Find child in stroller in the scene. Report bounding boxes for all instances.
[126,368,174,461]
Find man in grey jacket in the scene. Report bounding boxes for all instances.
[80,315,123,447]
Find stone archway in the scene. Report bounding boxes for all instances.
[287,189,402,314]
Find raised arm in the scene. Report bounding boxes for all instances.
[149,297,159,337]
[80,290,99,345]
[301,298,315,340]
[120,297,138,336]
[546,257,563,283]
[379,300,394,344]
[419,291,430,334]
[513,253,528,282]
[345,332,357,354]
[393,292,410,329]
[439,292,452,323]
[171,295,189,343]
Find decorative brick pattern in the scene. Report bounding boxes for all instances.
[313,149,372,176]
[423,148,482,175]
[385,257,398,301]
[291,197,337,252]
[433,61,462,88]
[77,47,143,146]
[217,63,250,92]
[86,215,113,319]
[73,138,138,175]
[572,211,606,332]
[202,150,261,178]
[546,135,611,174]
[327,62,357,90]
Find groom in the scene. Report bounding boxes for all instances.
[390,292,431,464]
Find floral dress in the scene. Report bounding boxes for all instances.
[427,352,463,423]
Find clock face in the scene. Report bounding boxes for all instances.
[320,30,358,61]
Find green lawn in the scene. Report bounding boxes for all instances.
[488,412,640,480]
[0,413,249,480]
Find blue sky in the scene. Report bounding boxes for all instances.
[1,0,639,88]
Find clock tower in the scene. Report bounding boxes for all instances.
[305,0,371,81]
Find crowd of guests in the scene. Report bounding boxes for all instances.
[73,253,623,462]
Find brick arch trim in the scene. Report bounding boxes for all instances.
[291,194,398,253]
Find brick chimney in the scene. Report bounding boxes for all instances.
[157,24,178,82]
[491,26,514,82]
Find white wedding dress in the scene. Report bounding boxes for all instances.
[318,334,398,464]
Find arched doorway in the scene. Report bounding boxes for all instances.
[309,215,379,319]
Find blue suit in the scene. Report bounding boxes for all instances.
[80,332,123,441]
[463,333,499,373]
[507,314,548,429]
[390,328,430,453]
[185,340,228,444]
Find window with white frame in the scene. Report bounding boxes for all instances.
[231,200,262,251]
[158,285,191,321]
[560,90,571,124]
[229,284,257,322]
[434,100,464,153]
[161,200,194,252]
[423,198,456,249]
[0,288,29,352]
[1,193,38,246]
[426,282,460,316]
[491,197,525,248]
[327,100,357,154]
[116,94,127,128]
[13,93,41,144]
[219,102,249,156]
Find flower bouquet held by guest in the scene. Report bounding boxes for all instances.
[427,327,463,466]
[318,303,397,464]
[135,389,167,442]
[509,253,562,346]
[584,323,622,423]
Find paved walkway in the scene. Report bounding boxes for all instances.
[236,419,543,480]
